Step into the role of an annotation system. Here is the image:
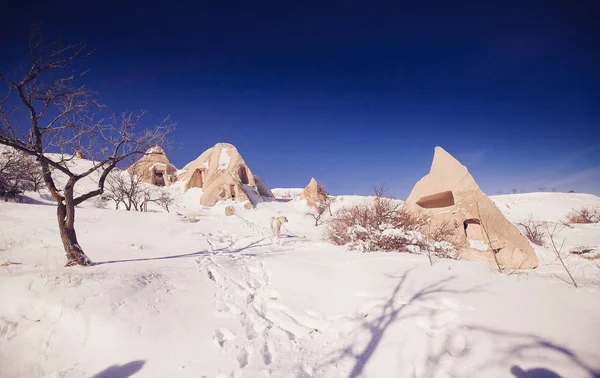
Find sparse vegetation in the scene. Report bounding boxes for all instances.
[306,203,327,226]
[567,207,600,224]
[326,185,457,260]
[546,222,578,288]
[518,217,546,246]
[0,148,45,201]
[306,183,335,226]
[105,168,176,213]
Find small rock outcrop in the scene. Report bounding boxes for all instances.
[127,146,177,186]
[406,146,538,270]
[300,178,327,209]
[225,206,235,216]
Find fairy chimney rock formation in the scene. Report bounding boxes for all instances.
[300,177,327,208]
[406,146,538,270]
[178,142,274,206]
[127,145,177,186]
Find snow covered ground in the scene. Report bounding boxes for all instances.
[271,188,304,199]
[1,168,600,377]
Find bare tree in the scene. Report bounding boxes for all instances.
[105,167,176,213]
[105,169,146,211]
[0,31,173,266]
[306,202,327,226]
[144,187,176,213]
[22,156,45,191]
[0,148,45,199]
[0,151,24,201]
[511,188,518,194]
[546,222,578,288]
[317,183,335,216]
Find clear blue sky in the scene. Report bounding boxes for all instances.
[1,0,599,197]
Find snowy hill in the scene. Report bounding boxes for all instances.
[1,176,600,377]
[271,187,304,199]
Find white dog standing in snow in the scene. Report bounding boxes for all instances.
[270,216,288,239]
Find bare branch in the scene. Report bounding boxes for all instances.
[0,30,172,266]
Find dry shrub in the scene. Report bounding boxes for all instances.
[518,217,546,246]
[325,185,458,260]
[567,207,600,224]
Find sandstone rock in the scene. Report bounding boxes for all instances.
[300,177,327,209]
[569,215,590,224]
[406,146,538,270]
[225,206,235,216]
[127,145,177,187]
[177,143,272,207]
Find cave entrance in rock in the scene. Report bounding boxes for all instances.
[190,168,205,188]
[464,218,485,240]
[416,190,455,208]
[230,184,236,199]
[153,170,165,186]
[238,167,249,185]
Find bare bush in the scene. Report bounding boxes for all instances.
[306,184,335,226]
[326,185,457,260]
[421,221,460,265]
[546,222,578,288]
[144,187,176,213]
[94,195,108,209]
[518,217,546,246]
[567,207,600,224]
[317,183,335,216]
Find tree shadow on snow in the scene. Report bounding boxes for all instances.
[321,270,485,378]
[511,365,563,378]
[421,324,600,378]
[92,360,145,378]
[93,237,277,266]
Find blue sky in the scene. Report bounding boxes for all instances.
[1,0,598,197]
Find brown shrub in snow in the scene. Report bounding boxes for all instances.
[518,217,546,246]
[567,207,600,224]
[325,185,457,259]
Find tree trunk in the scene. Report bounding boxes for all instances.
[57,187,92,266]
